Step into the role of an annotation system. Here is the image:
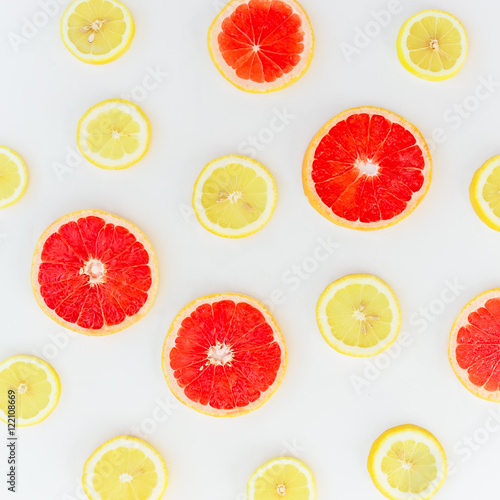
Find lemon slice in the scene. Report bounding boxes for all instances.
[316,274,401,357]
[397,10,468,81]
[77,99,151,169]
[0,147,28,209]
[192,155,277,238]
[469,155,500,231]
[368,425,447,500]
[0,355,60,426]
[61,0,135,64]
[247,457,316,500]
[83,436,168,500]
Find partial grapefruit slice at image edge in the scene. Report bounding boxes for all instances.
[31,209,158,336]
[162,293,287,417]
[449,289,500,402]
[302,106,432,230]
[208,0,314,93]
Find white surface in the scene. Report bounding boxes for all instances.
[1,0,500,499]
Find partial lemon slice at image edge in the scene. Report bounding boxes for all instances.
[316,274,401,357]
[368,425,447,500]
[247,457,316,500]
[0,355,60,426]
[0,147,28,209]
[77,99,151,169]
[397,10,468,81]
[192,155,277,238]
[470,155,500,231]
[61,0,135,64]
[83,435,168,500]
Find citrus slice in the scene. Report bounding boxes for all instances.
[31,209,158,336]
[316,274,401,357]
[162,293,286,417]
[368,424,447,500]
[61,0,135,64]
[0,147,28,209]
[83,435,168,500]
[449,289,500,402]
[77,99,150,170]
[247,457,316,500]
[303,106,432,230]
[0,355,60,427]
[397,10,468,81]
[192,155,277,238]
[469,155,500,232]
[208,0,314,93]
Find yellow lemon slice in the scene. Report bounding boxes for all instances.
[316,274,401,357]
[397,10,468,81]
[192,155,277,238]
[0,355,60,426]
[77,99,151,169]
[368,424,447,500]
[469,155,500,231]
[83,436,168,500]
[0,147,28,209]
[247,457,316,500]
[61,0,135,64]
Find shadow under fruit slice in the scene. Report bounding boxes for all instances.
[31,209,158,336]
[162,294,286,417]
[303,106,432,230]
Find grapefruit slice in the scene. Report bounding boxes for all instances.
[0,147,28,209]
[303,107,432,230]
[162,293,286,417]
[449,289,500,402]
[208,0,314,93]
[31,209,158,336]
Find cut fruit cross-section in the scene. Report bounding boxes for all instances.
[0,146,28,209]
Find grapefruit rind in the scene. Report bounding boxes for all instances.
[31,209,159,336]
[162,293,287,417]
[302,106,432,230]
[207,0,314,93]
[0,147,28,209]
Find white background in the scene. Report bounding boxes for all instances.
[1,0,500,499]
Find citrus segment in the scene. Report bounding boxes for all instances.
[162,294,286,417]
[61,0,135,64]
[303,107,432,230]
[449,289,500,401]
[368,425,447,500]
[397,10,468,81]
[31,209,158,336]
[316,274,401,357]
[0,355,60,426]
[0,147,28,209]
[193,155,277,238]
[208,0,314,92]
[83,436,168,500]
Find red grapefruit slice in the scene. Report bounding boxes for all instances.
[162,294,286,417]
[208,0,314,93]
[31,209,158,336]
[303,107,432,230]
[449,289,500,402]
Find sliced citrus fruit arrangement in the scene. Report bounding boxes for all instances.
[162,293,286,417]
[193,155,277,238]
[316,274,401,357]
[83,435,168,500]
[397,10,468,81]
[0,355,60,427]
[469,155,500,232]
[0,147,28,209]
[368,424,447,500]
[449,289,500,402]
[247,457,316,500]
[77,99,150,170]
[303,106,432,230]
[31,209,158,336]
[208,0,314,92]
[61,0,135,64]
